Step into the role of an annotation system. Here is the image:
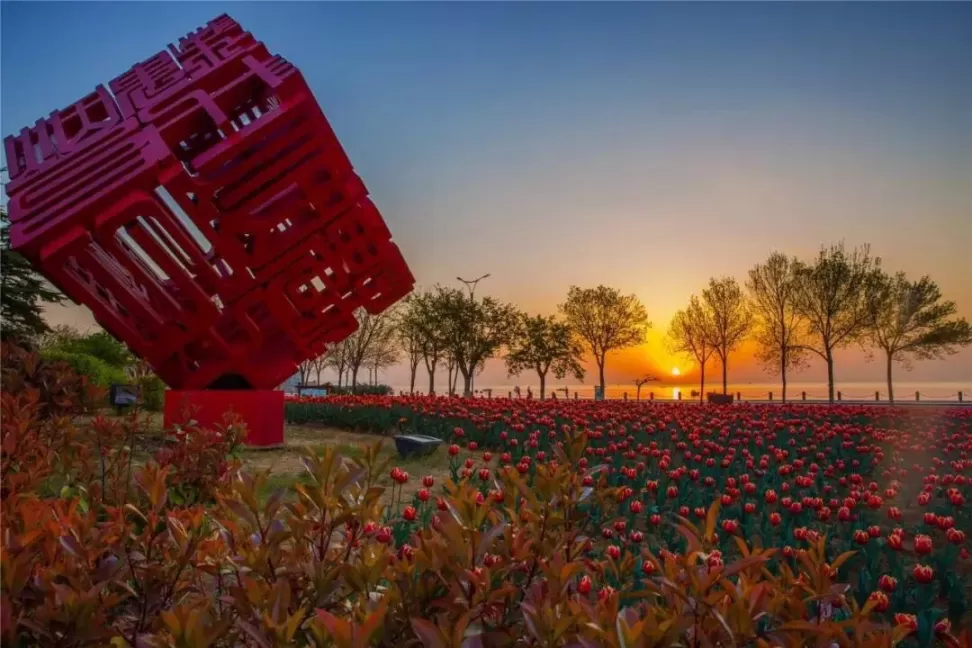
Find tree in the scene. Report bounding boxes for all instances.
[864,271,972,403]
[668,296,715,404]
[366,319,400,386]
[701,277,751,394]
[322,338,352,388]
[437,286,518,397]
[1,208,64,343]
[297,357,315,386]
[793,243,880,402]
[395,296,424,393]
[311,355,328,385]
[410,290,448,394]
[633,375,657,402]
[344,309,397,391]
[559,285,650,393]
[747,253,807,402]
[505,313,585,399]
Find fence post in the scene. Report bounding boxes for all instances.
[959,392,964,402]
[916,391,920,402]
[838,391,842,401]
[768,391,773,401]
[678,391,682,401]
[802,391,806,401]
[650,392,654,401]
[875,391,880,402]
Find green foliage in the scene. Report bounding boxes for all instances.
[139,373,167,411]
[435,286,519,396]
[865,270,972,402]
[559,285,650,391]
[40,348,128,389]
[0,208,64,343]
[505,313,585,398]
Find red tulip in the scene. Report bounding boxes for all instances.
[914,534,933,555]
[913,564,934,584]
[417,488,430,502]
[606,545,621,560]
[878,575,897,592]
[770,512,782,526]
[578,575,592,595]
[376,526,392,544]
[868,591,889,612]
[894,613,918,633]
[423,475,434,487]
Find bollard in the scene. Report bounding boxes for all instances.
[802,391,806,401]
[650,392,654,401]
[875,391,880,402]
[508,391,512,399]
[959,392,964,402]
[736,392,741,402]
[768,392,773,401]
[838,391,842,401]
[624,392,628,401]
[574,392,578,400]
[916,391,920,402]
[677,391,682,401]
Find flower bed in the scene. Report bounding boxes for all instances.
[5,349,972,645]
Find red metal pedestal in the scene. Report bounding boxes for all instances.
[164,389,284,448]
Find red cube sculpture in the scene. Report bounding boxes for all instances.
[4,14,414,394]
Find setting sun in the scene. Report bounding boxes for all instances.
[671,367,680,376]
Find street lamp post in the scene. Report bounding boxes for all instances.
[456,273,490,300]
[456,274,491,395]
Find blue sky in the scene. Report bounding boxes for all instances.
[3,2,970,385]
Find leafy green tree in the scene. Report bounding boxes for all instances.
[1,208,64,343]
[747,253,807,402]
[701,277,751,395]
[437,286,518,397]
[505,313,585,399]
[865,271,972,403]
[408,289,449,394]
[793,243,881,402]
[559,285,650,394]
[395,295,424,393]
[668,296,714,404]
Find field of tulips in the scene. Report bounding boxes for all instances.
[288,395,972,640]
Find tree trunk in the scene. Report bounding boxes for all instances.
[428,367,436,395]
[598,356,606,394]
[781,349,787,403]
[826,350,835,403]
[337,368,343,389]
[351,366,359,392]
[452,370,459,395]
[462,371,472,397]
[721,353,728,394]
[886,351,895,404]
[447,364,454,395]
[636,385,641,402]
[699,359,705,404]
[539,372,546,400]
[409,362,418,394]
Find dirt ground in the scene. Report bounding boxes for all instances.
[124,413,465,504]
[239,424,465,503]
